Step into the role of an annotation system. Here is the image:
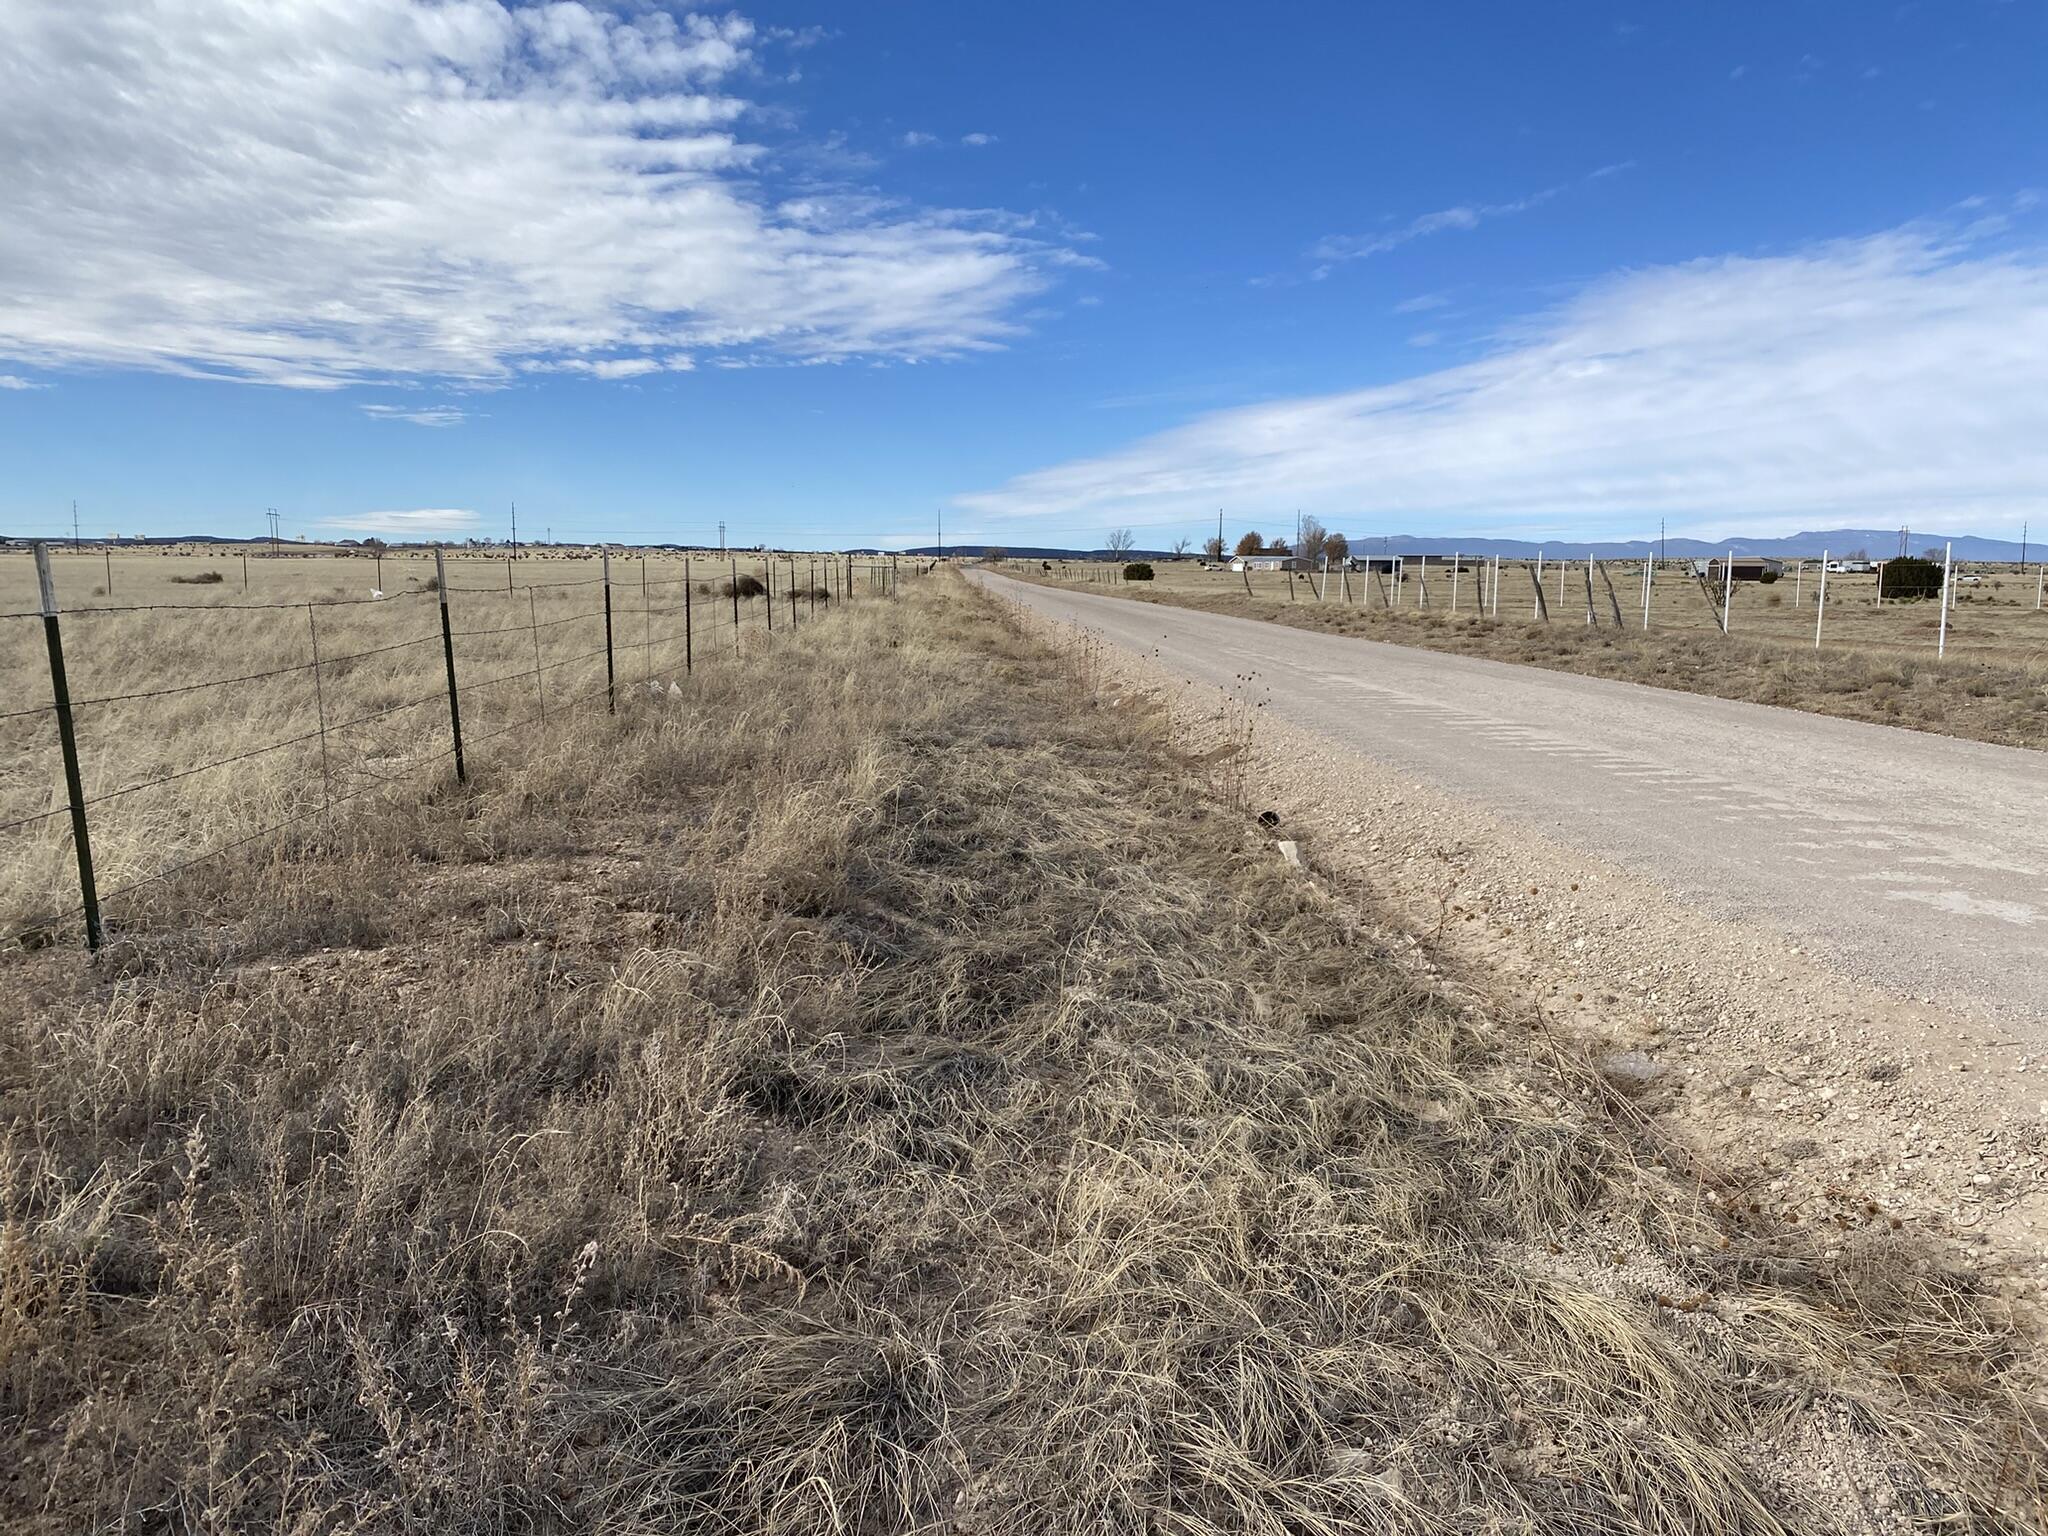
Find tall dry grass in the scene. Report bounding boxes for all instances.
[1,575,2041,1532]
[0,552,853,939]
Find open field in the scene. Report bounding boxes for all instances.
[3,574,2044,1531]
[998,557,2048,750]
[0,547,887,942]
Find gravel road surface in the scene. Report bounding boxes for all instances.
[978,572,2048,1028]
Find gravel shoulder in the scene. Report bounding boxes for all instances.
[978,571,2048,1289]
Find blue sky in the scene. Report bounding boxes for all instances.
[2,1,2045,550]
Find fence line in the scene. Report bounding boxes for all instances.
[6,545,911,953]
[1006,552,2040,659]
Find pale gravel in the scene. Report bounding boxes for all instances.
[977,570,2048,1289]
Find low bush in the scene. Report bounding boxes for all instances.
[1882,556,1944,601]
[1122,562,1155,582]
[720,574,767,599]
[169,571,225,585]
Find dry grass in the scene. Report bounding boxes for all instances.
[0,549,858,938]
[1005,560,2048,750]
[2,575,2043,1532]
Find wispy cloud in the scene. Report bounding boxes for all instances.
[0,3,1072,388]
[961,132,998,147]
[360,403,469,428]
[958,216,2048,539]
[1310,189,1563,266]
[521,355,694,379]
[1392,293,1451,315]
[899,130,938,147]
[1309,164,1631,271]
[0,373,41,389]
[317,509,484,536]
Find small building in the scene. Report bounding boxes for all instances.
[1690,556,1785,583]
[1230,554,1309,573]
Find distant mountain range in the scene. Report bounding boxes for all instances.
[907,528,2042,563]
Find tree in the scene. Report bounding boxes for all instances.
[361,537,388,557]
[1324,532,1349,565]
[1297,515,1329,565]
[1882,555,1944,600]
[1234,531,1265,557]
[1105,528,1136,556]
[1267,537,1292,555]
[1203,535,1225,560]
[1170,537,1191,557]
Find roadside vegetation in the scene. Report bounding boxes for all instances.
[3,577,2042,1532]
[1004,563,2048,751]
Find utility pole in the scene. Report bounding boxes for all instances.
[266,508,281,556]
[718,520,726,553]
[70,500,80,552]
[937,505,943,560]
[510,501,519,560]
[1217,507,1224,557]
[1659,517,1665,565]
[2022,521,2029,570]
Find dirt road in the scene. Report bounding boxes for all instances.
[979,571,2048,1029]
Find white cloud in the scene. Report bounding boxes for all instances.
[1392,293,1450,314]
[319,509,484,535]
[1312,165,1633,271]
[900,130,938,147]
[0,374,41,389]
[0,3,1068,389]
[956,219,2048,538]
[961,132,998,147]
[361,403,469,427]
[1311,189,1562,265]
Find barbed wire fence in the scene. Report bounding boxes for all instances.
[5,544,915,954]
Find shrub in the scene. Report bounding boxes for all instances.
[1757,569,1780,584]
[1882,556,1944,601]
[1122,562,1155,582]
[720,574,766,599]
[170,571,225,585]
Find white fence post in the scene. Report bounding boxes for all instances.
[1642,555,1652,630]
[1490,554,1500,617]
[1938,541,1952,659]
[1450,552,1461,614]
[1721,548,1734,635]
[1793,559,1802,608]
[1814,550,1828,649]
